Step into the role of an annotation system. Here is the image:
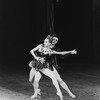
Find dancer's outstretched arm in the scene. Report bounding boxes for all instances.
[51,49,77,55]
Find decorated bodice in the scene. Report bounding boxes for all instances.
[34,49,49,58]
[34,44,50,59]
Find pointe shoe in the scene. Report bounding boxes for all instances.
[30,89,41,99]
[70,93,76,98]
[30,93,37,99]
[57,92,63,100]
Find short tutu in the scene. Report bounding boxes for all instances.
[29,59,54,71]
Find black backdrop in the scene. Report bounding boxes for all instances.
[0,0,100,71]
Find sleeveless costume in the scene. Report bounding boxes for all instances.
[29,45,56,71]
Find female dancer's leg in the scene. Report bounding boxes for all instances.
[30,71,42,98]
[41,68,63,100]
[29,67,37,83]
[29,62,42,98]
[52,67,76,98]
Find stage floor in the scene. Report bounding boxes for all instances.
[0,64,100,100]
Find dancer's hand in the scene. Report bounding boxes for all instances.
[35,57,41,61]
[38,57,45,63]
[70,50,77,54]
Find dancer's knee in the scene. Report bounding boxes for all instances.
[58,78,63,84]
[29,77,33,83]
[29,74,35,83]
[29,73,34,82]
[34,72,41,82]
[51,76,58,84]
[29,68,37,82]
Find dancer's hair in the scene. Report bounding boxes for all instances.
[46,35,53,43]
[52,34,59,40]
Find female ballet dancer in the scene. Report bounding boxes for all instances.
[29,35,76,99]
[29,35,65,100]
[29,35,75,99]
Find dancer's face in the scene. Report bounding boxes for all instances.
[44,38,50,47]
[52,37,58,46]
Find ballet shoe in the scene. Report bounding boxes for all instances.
[30,93,37,99]
[56,92,63,100]
[30,89,41,99]
[69,93,76,98]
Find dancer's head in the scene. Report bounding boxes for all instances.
[51,34,59,47]
[44,34,59,48]
[44,35,52,47]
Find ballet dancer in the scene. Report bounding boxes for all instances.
[29,35,76,100]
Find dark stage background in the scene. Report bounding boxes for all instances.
[0,0,100,73]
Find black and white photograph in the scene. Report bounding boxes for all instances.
[0,0,100,100]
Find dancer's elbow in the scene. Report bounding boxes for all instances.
[30,50,33,54]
